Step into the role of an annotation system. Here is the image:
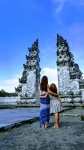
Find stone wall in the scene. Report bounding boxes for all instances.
[0,97,18,106]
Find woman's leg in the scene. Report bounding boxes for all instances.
[54,112,59,128]
[45,121,48,128]
[44,108,50,128]
[42,124,45,128]
[40,108,45,128]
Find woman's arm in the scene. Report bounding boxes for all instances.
[47,85,58,97]
[57,95,62,106]
[38,85,40,98]
[40,92,48,98]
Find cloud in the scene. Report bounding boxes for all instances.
[52,0,66,14]
[41,67,58,87]
[0,74,21,92]
[55,2,64,14]
[80,1,84,6]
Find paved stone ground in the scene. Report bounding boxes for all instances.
[0,112,84,150]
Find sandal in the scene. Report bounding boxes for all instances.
[54,125,59,129]
[42,124,45,128]
[45,125,48,128]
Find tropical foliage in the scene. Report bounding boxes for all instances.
[0,89,17,97]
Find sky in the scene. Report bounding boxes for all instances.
[0,0,84,92]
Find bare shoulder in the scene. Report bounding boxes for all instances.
[38,84,40,89]
[47,84,49,88]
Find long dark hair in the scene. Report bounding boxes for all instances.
[49,83,57,94]
[40,75,48,92]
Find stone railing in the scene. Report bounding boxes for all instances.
[0,97,19,106]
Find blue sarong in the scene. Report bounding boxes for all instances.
[40,95,50,127]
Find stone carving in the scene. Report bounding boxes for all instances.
[58,67,70,95]
[15,39,41,105]
[21,71,36,98]
[56,34,84,105]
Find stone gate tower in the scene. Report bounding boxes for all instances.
[15,39,41,105]
[56,34,84,106]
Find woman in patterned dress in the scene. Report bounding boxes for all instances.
[49,83,62,128]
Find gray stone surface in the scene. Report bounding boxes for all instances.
[60,107,84,116]
[0,114,84,150]
[0,108,84,150]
